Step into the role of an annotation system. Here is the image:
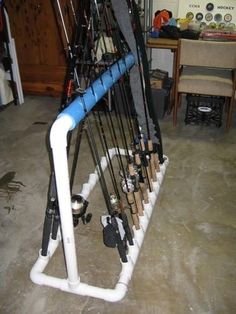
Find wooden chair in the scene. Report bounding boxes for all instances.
[173,39,236,129]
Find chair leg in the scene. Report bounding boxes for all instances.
[178,93,182,108]
[224,97,229,114]
[226,96,235,131]
[173,93,181,126]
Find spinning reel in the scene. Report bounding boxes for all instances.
[71,194,92,227]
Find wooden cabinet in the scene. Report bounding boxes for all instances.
[5,0,69,96]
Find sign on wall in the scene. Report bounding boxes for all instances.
[178,0,236,28]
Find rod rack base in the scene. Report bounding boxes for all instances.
[30,148,168,302]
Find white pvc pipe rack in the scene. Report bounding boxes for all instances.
[30,52,168,301]
[30,112,168,302]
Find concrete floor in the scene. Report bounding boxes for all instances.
[0,95,236,314]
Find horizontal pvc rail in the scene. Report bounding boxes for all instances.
[30,52,169,302]
[59,52,135,130]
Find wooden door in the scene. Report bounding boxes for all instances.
[5,0,69,96]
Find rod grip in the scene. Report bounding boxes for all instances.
[140,182,149,204]
[127,192,140,230]
[134,190,144,216]
[148,140,157,182]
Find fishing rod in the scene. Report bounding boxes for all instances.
[43,0,151,258]
[109,87,142,229]
[110,82,147,221]
[84,2,134,191]
[40,1,99,258]
[74,1,129,212]
[69,120,84,191]
[121,1,158,186]
[120,81,155,192]
[41,0,92,256]
[75,2,132,249]
[80,0,151,213]
[99,1,151,212]
[110,50,137,146]
[81,2,138,243]
[128,0,164,165]
[69,0,78,25]
[93,110,119,198]
[85,0,155,197]
[126,1,160,181]
[68,2,109,229]
[84,103,128,263]
[108,0,156,193]
[110,0,163,178]
[105,1,152,199]
[53,0,86,166]
[89,1,136,161]
[54,0,81,110]
[105,107,141,233]
[105,109,129,189]
[41,171,57,256]
[41,122,89,256]
[94,109,134,244]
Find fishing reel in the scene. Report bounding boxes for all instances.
[101,193,128,262]
[109,193,120,214]
[120,162,140,193]
[71,194,92,228]
[130,136,140,152]
[132,164,142,189]
[132,134,150,167]
[121,175,135,194]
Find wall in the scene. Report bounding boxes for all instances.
[153,0,179,17]
[178,0,236,25]
[150,0,179,75]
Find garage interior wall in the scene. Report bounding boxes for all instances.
[151,0,178,75]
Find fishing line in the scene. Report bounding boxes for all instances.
[69,0,78,25]
[69,120,85,191]
[117,80,136,144]
[94,110,120,198]
[105,109,129,193]
[55,0,80,96]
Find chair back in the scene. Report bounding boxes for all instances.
[179,39,236,69]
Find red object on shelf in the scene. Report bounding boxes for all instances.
[201,30,236,41]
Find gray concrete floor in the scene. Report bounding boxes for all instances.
[0,95,236,314]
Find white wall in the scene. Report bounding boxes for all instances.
[150,0,179,76]
[152,0,179,17]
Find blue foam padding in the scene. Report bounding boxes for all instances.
[58,52,135,130]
